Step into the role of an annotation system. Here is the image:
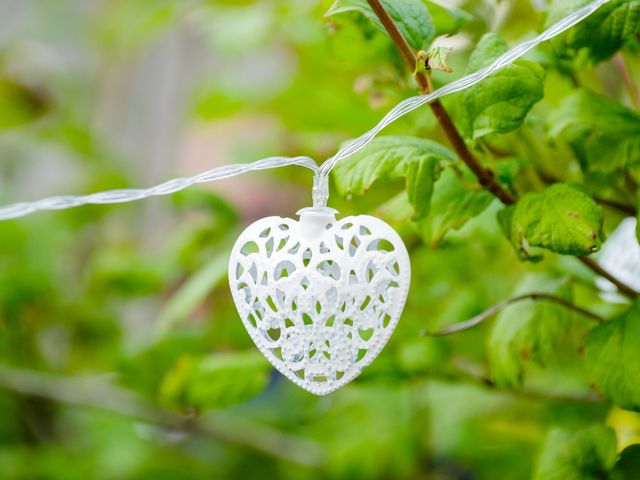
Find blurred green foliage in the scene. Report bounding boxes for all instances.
[1,0,640,479]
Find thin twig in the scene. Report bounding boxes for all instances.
[361,359,604,404]
[578,256,638,298]
[366,0,639,299]
[421,292,604,337]
[0,364,326,467]
[365,0,516,205]
[431,373,604,405]
[446,357,604,404]
[592,196,637,217]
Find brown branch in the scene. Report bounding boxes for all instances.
[578,256,638,298]
[365,0,516,205]
[420,293,604,337]
[592,196,637,217]
[0,364,326,467]
[366,0,639,299]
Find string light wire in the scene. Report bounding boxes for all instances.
[0,0,610,220]
[316,0,609,177]
[0,156,318,220]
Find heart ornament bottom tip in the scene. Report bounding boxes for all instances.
[228,207,411,395]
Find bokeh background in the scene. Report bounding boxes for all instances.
[1,1,639,479]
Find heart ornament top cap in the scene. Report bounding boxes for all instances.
[228,207,411,395]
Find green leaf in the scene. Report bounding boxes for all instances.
[0,79,48,130]
[397,337,448,374]
[488,274,573,387]
[532,425,618,480]
[549,90,640,174]
[159,351,270,411]
[416,167,493,247]
[325,0,436,50]
[611,444,640,480]
[154,249,230,340]
[585,302,640,411]
[333,136,455,220]
[546,0,640,66]
[89,250,170,296]
[466,33,509,73]
[498,184,603,260]
[417,159,521,247]
[425,1,472,37]
[100,0,186,53]
[456,33,545,139]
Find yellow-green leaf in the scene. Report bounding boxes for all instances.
[160,351,270,411]
[333,136,455,220]
[498,184,603,260]
[488,274,573,387]
[546,0,640,66]
[417,159,521,247]
[455,33,545,139]
[549,90,640,174]
[585,302,640,411]
[325,0,435,50]
[533,425,617,480]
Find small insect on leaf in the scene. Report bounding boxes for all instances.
[415,47,453,74]
[427,46,453,73]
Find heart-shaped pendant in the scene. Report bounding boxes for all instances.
[228,207,411,395]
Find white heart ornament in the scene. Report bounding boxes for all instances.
[228,207,410,395]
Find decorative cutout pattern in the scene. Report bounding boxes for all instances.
[228,213,410,395]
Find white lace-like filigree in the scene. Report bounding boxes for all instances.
[228,209,411,395]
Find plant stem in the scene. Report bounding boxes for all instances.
[362,358,604,404]
[0,364,325,467]
[445,357,604,404]
[421,292,604,337]
[366,0,639,299]
[365,0,516,205]
[578,256,638,298]
[592,196,637,217]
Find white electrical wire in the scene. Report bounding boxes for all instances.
[318,0,609,177]
[0,0,609,220]
[0,156,318,220]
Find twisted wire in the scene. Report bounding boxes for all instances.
[0,156,318,220]
[318,0,609,176]
[0,0,609,220]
